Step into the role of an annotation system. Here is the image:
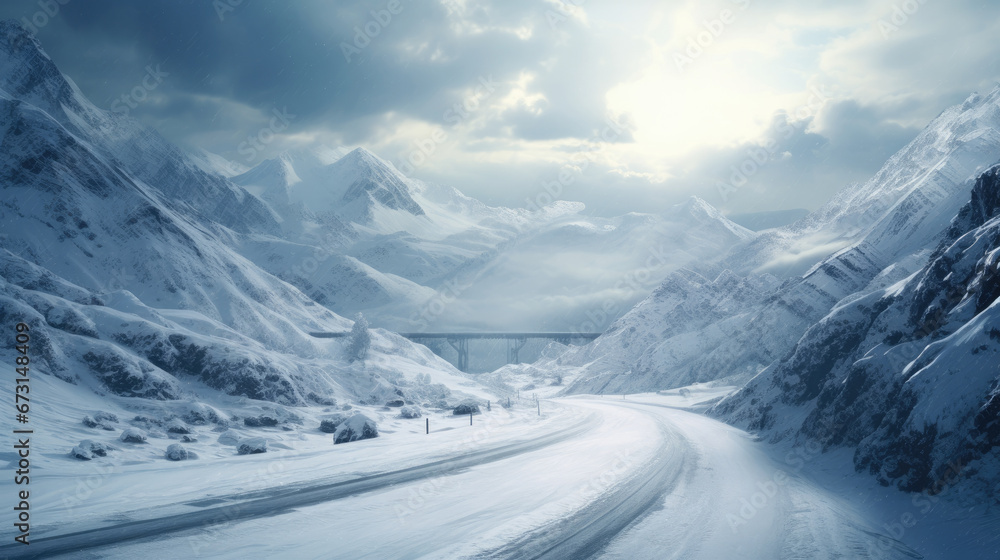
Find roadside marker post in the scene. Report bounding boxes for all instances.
[426,418,429,434]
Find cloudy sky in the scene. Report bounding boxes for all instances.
[3,0,999,216]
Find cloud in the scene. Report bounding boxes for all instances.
[2,0,999,216]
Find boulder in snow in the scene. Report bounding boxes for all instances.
[399,405,422,419]
[166,419,191,434]
[70,440,112,460]
[119,428,148,443]
[217,430,241,445]
[333,414,379,444]
[243,415,279,427]
[319,413,348,433]
[237,437,268,455]
[165,443,189,461]
[83,411,118,430]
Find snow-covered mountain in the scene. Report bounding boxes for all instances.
[544,83,1000,498]
[231,139,755,335]
[715,165,1000,498]
[559,87,1000,396]
[0,20,480,410]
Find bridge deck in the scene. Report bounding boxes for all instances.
[309,332,602,340]
[309,331,601,371]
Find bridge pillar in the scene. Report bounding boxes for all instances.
[507,337,528,364]
[447,337,469,372]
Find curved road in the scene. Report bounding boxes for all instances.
[6,398,922,559]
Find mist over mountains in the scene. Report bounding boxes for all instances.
[0,16,998,553]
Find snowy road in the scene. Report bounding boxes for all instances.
[7,396,922,559]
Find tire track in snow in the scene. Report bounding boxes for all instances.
[478,401,687,560]
[1,414,599,560]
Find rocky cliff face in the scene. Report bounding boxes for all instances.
[714,166,1000,498]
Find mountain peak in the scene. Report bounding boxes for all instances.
[340,146,395,172]
[330,147,425,217]
[0,19,85,114]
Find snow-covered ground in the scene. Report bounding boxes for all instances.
[7,384,994,559]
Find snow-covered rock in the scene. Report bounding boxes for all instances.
[118,428,147,444]
[399,405,422,419]
[82,412,117,431]
[237,437,268,455]
[165,443,190,461]
[332,413,378,444]
[217,430,241,446]
[166,419,191,434]
[243,415,279,428]
[70,439,111,460]
[318,413,348,433]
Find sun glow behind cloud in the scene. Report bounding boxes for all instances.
[23,0,1000,215]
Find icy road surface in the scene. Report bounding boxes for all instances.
[8,393,925,559]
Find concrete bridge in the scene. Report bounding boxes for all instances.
[310,331,602,372]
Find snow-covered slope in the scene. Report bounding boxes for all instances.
[0,20,481,410]
[729,90,1000,278]
[560,86,1000,395]
[714,166,1000,498]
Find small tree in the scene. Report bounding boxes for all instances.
[347,313,371,362]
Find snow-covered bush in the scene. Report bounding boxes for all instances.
[346,313,371,362]
[119,428,148,443]
[452,401,480,415]
[237,437,268,455]
[165,443,189,461]
[399,405,422,419]
[333,413,378,444]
